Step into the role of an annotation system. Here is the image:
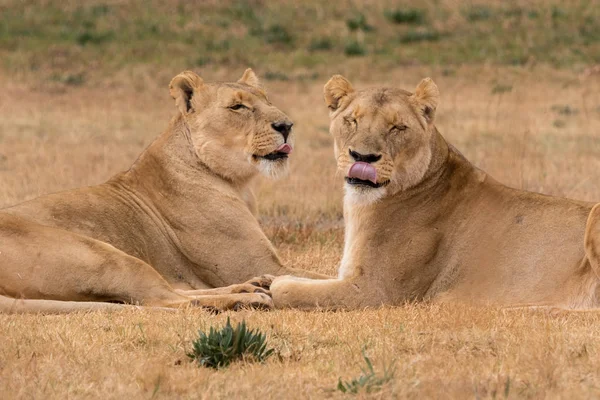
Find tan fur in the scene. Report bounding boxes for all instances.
[0,70,326,314]
[272,76,600,311]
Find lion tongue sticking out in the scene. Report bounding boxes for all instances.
[277,143,292,154]
[348,162,377,184]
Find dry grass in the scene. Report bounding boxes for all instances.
[3,306,600,398]
[2,18,600,394]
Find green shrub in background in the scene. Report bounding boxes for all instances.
[344,40,366,56]
[384,8,426,25]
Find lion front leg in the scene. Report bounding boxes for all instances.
[176,276,273,297]
[271,276,372,310]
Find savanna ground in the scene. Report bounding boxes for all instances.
[1,0,600,398]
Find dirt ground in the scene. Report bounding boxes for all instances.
[1,64,600,398]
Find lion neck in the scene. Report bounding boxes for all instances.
[112,115,254,217]
[383,129,482,207]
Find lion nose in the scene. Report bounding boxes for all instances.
[272,121,293,142]
[349,149,382,164]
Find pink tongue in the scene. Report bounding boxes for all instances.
[277,143,292,154]
[348,162,377,184]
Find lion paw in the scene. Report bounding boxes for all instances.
[231,282,271,296]
[232,293,273,311]
[244,274,276,291]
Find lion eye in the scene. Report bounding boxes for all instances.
[229,103,248,111]
[344,117,357,127]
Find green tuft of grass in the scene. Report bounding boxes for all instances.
[264,71,290,81]
[346,13,373,32]
[344,40,366,56]
[187,317,274,369]
[206,39,231,52]
[551,105,578,116]
[309,37,333,52]
[553,119,566,128]
[50,72,86,86]
[491,83,513,94]
[551,6,567,20]
[193,55,212,66]
[400,29,441,43]
[384,8,426,25]
[463,6,494,22]
[76,30,114,46]
[263,24,294,45]
[337,349,395,394]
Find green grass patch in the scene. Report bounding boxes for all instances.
[309,37,333,52]
[400,29,441,43]
[491,83,513,94]
[263,24,294,45]
[384,8,426,25]
[346,13,373,32]
[188,318,274,369]
[0,0,597,83]
[463,5,494,22]
[344,40,366,56]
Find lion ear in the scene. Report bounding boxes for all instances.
[411,77,439,123]
[324,75,354,112]
[169,71,204,114]
[238,68,261,88]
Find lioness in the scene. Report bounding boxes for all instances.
[0,69,324,313]
[272,75,600,311]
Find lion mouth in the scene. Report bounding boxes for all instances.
[345,177,389,188]
[260,151,289,161]
[345,161,388,188]
[255,143,292,161]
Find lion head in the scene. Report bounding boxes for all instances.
[324,75,440,205]
[169,69,294,182]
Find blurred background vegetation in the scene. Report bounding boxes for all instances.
[0,0,599,87]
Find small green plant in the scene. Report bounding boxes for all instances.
[50,72,86,86]
[194,55,212,66]
[346,13,373,32]
[188,317,274,369]
[337,350,395,394]
[264,24,294,45]
[264,71,290,81]
[463,6,494,22]
[384,8,426,25]
[551,104,578,116]
[206,39,231,52]
[399,29,440,43]
[76,29,114,46]
[309,37,333,51]
[344,40,366,56]
[491,83,513,94]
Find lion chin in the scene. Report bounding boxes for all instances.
[254,157,290,180]
[343,184,387,206]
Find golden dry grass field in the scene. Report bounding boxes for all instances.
[2,1,600,398]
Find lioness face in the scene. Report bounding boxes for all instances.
[324,75,440,205]
[169,69,294,182]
